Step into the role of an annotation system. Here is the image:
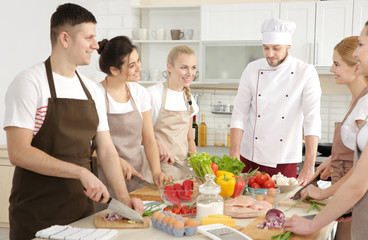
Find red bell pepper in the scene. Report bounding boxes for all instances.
[231,175,246,198]
[182,179,194,196]
[173,183,192,201]
[210,163,218,175]
[164,185,180,205]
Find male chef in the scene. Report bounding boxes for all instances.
[230,18,321,186]
[3,3,143,239]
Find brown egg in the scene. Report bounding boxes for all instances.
[162,216,171,224]
[265,196,275,204]
[157,213,165,222]
[173,220,185,229]
[268,188,278,197]
[185,219,196,227]
[167,217,177,227]
[182,217,189,223]
[151,211,161,220]
[255,194,264,201]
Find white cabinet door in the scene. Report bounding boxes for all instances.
[353,0,368,35]
[280,2,316,64]
[201,3,280,41]
[315,1,353,66]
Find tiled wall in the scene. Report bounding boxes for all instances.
[192,89,351,145]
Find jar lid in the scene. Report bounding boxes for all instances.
[199,174,221,194]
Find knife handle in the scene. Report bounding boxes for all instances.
[82,186,106,202]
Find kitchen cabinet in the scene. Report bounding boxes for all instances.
[314,1,353,67]
[201,3,279,41]
[132,6,201,82]
[0,145,13,227]
[353,0,368,36]
[280,1,316,64]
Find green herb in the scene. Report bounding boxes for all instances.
[127,220,136,224]
[285,196,308,212]
[271,231,292,240]
[187,152,214,183]
[286,194,326,213]
[211,154,245,175]
[143,202,163,216]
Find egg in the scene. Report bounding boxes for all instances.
[182,217,189,223]
[151,211,161,220]
[265,196,275,204]
[268,188,278,197]
[185,219,196,227]
[173,220,185,229]
[162,216,171,224]
[167,217,177,227]
[255,194,264,201]
[157,213,165,222]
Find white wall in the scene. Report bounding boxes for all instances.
[0,0,131,145]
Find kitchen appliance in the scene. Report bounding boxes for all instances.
[131,176,158,190]
[198,224,252,240]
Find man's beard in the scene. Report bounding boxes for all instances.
[267,51,288,67]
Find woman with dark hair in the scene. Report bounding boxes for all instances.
[96,36,172,195]
[284,21,368,239]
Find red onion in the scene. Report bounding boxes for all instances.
[265,208,285,221]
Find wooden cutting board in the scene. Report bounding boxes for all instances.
[277,187,328,209]
[94,213,150,229]
[241,215,322,240]
[129,186,162,201]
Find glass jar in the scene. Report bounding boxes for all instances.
[214,124,225,147]
[196,174,224,219]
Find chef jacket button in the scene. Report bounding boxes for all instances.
[255,137,258,140]
[261,72,263,74]
[280,139,283,142]
[286,94,288,97]
[258,115,260,118]
[258,94,261,97]
[282,116,284,119]
[291,72,294,74]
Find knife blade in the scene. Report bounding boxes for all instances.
[173,162,197,178]
[302,214,316,220]
[106,197,144,223]
[131,175,158,190]
[291,172,320,200]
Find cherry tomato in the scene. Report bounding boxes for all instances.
[248,176,256,186]
[250,182,261,189]
[255,174,269,185]
[189,206,197,214]
[180,205,190,214]
[262,179,276,189]
[172,204,181,214]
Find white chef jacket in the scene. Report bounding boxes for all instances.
[230,55,321,167]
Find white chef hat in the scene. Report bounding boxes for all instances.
[261,18,296,45]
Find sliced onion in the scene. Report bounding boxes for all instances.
[265,208,285,221]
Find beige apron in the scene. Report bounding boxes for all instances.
[153,82,193,180]
[352,116,368,240]
[330,86,368,184]
[96,82,144,212]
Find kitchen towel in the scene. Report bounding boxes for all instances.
[35,225,118,240]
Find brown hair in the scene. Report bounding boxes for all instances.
[334,36,359,67]
[167,45,196,111]
[50,3,96,46]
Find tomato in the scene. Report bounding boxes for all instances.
[250,182,261,189]
[180,205,190,214]
[172,204,181,214]
[189,206,197,214]
[163,206,173,212]
[248,176,256,186]
[262,179,276,189]
[254,170,261,176]
[255,174,269,185]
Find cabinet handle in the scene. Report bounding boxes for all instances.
[315,43,319,65]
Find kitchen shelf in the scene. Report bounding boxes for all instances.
[211,111,232,115]
[133,40,200,43]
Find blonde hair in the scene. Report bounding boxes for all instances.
[167,45,196,111]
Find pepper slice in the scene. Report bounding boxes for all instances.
[164,185,180,205]
[182,179,194,197]
[173,183,192,201]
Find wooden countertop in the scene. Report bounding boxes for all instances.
[32,189,336,240]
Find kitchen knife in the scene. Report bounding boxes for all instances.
[302,214,317,220]
[291,172,320,200]
[131,175,158,190]
[173,162,198,178]
[106,197,144,223]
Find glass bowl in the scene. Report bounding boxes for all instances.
[159,180,199,206]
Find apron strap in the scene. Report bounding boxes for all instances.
[45,57,57,99]
[342,86,368,123]
[76,71,93,101]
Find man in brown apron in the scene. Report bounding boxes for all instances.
[4,4,143,239]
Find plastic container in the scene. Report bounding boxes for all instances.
[196,174,224,220]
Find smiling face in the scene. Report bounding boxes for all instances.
[353,25,368,76]
[67,22,99,66]
[330,50,358,85]
[263,44,290,67]
[116,48,141,82]
[167,53,197,91]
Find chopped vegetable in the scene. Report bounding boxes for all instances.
[271,232,292,240]
[211,154,245,175]
[143,202,163,217]
[163,185,180,205]
[286,195,326,212]
[187,152,214,183]
[173,183,192,201]
[265,209,285,221]
[182,179,194,197]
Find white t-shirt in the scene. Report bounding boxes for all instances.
[97,82,151,117]
[3,62,109,135]
[342,94,368,150]
[147,82,199,125]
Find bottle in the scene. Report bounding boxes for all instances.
[196,174,224,220]
[214,124,225,147]
[227,124,231,147]
[192,115,198,146]
[198,114,207,147]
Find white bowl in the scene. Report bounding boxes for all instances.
[278,184,298,193]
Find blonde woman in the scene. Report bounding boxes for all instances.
[147,45,199,179]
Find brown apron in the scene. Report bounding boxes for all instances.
[98,82,144,194]
[352,116,368,239]
[330,86,368,184]
[9,57,98,240]
[153,82,193,180]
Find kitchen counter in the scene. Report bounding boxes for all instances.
[32,189,336,240]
